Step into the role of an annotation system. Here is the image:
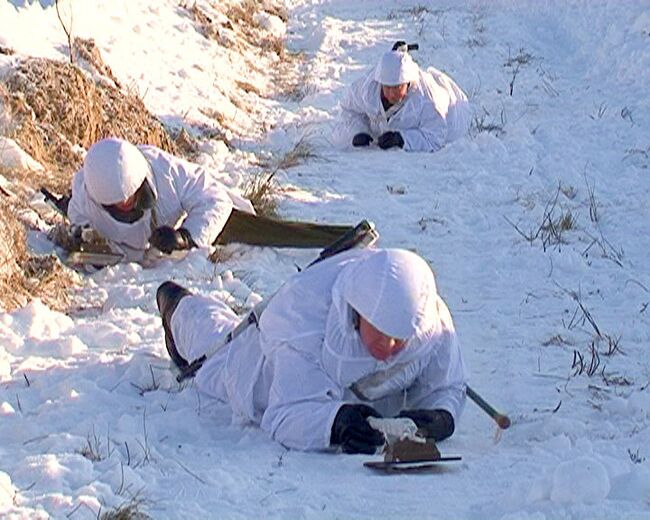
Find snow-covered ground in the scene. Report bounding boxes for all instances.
[1,0,650,518]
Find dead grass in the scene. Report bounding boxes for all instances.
[181,2,223,41]
[273,137,317,170]
[1,53,175,192]
[99,498,152,520]
[235,80,262,97]
[505,183,577,252]
[226,0,260,29]
[172,127,200,158]
[0,196,77,312]
[242,171,280,217]
[180,0,304,137]
[0,43,177,311]
[242,135,319,217]
[273,50,308,101]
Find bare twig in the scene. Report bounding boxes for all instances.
[173,458,207,485]
[506,183,576,251]
[55,0,75,64]
[130,365,160,396]
[583,169,598,223]
[589,102,607,120]
[504,47,534,96]
[628,448,645,464]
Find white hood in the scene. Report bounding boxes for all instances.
[340,249,437,339]
[374,50,419,86]
[321,249,446,391]
[83,138,153,205]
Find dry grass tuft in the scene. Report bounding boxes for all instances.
[1,54,175,192]
[273,51,309,101]
[226,0,258,28]
[224,0,292,75]
[235,79,262,97]
[242,171,280,217]
[99,498,152,520]
[181,0,304,136]
[172,127,200,158]
[181,1,222,40]
[73,38,123,88]
[274,136,317,170]
[0,196,77,312]
[242,136,319,217]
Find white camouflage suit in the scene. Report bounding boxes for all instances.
[336,49,471,152]
[171,248,467,451]
[68,138,253,262]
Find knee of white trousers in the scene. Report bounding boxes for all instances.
[170,294,239,362]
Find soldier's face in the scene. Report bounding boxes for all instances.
[112,193,137,211]
[358,316,407,361]
[381,83,409,104]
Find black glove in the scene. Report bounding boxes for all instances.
[330,404,385,454]
[352,132,373,147]
[397,409,455,441]
[377,131,404,150]
[150,226,196,254]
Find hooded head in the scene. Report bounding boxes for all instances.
[374,50,419,87]
[83,138,151,206]
[341,249,437,340]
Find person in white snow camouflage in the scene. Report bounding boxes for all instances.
[67,138,353,263]
[157,248,467,453]
[336,41,471,153]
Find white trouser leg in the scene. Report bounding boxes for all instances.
[170,294,239,363]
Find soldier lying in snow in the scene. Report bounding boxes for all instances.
[157,248,467,453]
[65,138,353,263]
[335,41,471,153]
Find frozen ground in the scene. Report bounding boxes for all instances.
[0,0,649,518]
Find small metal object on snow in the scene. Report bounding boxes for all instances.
[364,437,461,473]
[364,420,462,473]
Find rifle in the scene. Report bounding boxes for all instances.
[175,219,379,382]
[41,188,126,266]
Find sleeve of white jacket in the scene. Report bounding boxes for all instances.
[400,100,448,153]
[338,82,373,143]
[260,346,344,451]
[170,162,234,248]
[406,332,467,422]
[67,170,92,226]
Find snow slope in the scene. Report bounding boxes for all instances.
[1,0,649,518]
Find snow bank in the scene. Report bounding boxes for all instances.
[550,457,610,504]
[0,137,44,172]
